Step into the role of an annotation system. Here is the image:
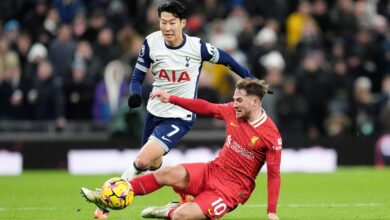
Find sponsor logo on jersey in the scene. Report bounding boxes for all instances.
[158,69,190,82]
[226,135,254,159]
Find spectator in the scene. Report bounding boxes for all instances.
[329,0,358,40]
[54,0,80,24]
[15,32,32,74]
[296,52,333,138]
[276,76,306,136]
[83,9,107,44]
[22,1,48,41]
[249,23,279,78]
[286,0,319,52]
[0,51,27,119]
[92,27,120,70]
[63,58,93,120]
[324,112,351,137]
[43,7,61,36]
[351,76,375,136]
[27,59,66,129]
[376,75,390,133]
[48,24,76,81]
[73,40,102,84]
[92,60,127,124]
[25,42,48,81]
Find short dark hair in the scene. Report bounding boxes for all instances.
[236,78,269,100]
[158,0,188,19]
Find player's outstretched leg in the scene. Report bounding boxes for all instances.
[80,187,110,215]
[141,201,180,219]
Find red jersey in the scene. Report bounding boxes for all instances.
[170,96,282,213]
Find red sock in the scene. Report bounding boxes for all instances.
[168,206,178,219]
[129,173,161,196]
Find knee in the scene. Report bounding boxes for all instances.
[153,166,175,184]
[154,166,185,186]
[134,157,151,169]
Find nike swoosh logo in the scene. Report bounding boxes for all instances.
[155,58,163,61]
[230,122,239,127]
[161,136,171,142]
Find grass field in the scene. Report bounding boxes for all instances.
[0,167,389,220]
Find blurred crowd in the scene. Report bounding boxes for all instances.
[1,0,390,139]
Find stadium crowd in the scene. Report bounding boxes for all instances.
[1,0,390,139]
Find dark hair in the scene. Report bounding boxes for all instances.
[158,0,188,19]
[236,78,269,100]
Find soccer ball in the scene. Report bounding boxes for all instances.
[100,177,134,210]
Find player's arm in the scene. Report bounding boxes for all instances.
[149,89,220,117]
[128,40,151,108]
[200,41,255,79]
[265,138,282,218]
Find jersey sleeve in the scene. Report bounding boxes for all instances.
[265,135,282,214]
[200,41,255,79]
[169,95,228,120]
[129,40,152,94]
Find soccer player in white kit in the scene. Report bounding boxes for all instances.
[124,0,255,180]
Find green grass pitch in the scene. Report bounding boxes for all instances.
[0,167,389,220]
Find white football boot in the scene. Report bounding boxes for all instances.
[140,201,180,219]
[80,187,110,216]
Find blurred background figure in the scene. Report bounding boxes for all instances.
[351,76,375,136]
[376,74,390,133]
[48,24,75,82]
[0,50,27,120]
[26,59,66,130]
[276,76,306,137]
[63,58,93,120]
[92,60,127,124]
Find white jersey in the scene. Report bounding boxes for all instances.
[135,31,220,121]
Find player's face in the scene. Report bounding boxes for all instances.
[160,12,186,47]
[233,89,258,120]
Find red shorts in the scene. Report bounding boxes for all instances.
[173,163,242,219]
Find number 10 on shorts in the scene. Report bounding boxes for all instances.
[210,197,227,217]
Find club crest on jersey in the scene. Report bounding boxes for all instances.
[158,69,190,82]
[185,56,190,67]
[249,136,260,147]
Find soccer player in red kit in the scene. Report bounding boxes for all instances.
[81,78,281,220]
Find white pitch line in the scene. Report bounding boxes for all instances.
[0,203,381,212]
[246,203,381,208]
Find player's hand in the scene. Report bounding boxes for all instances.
[149,89,170,103]
[128,93,142,108]
[267,213,279,220]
